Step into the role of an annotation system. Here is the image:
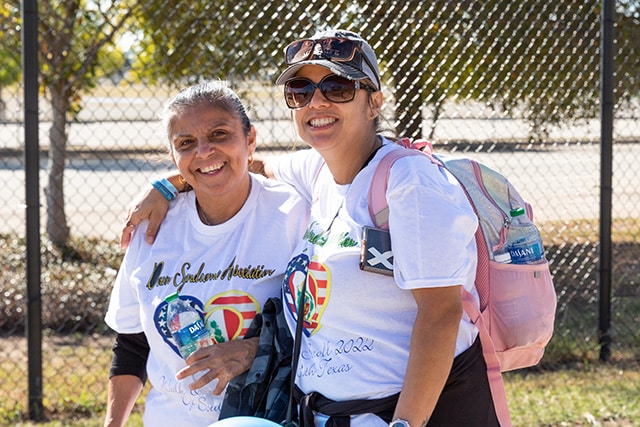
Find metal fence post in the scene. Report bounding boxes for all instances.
[599,0,615,362]
[21,0,43,420]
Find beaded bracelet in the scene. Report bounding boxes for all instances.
[151,177,179,201]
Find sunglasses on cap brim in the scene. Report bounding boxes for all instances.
[284,37,380,89]
[283,74,375,109]
[285,37,364,64]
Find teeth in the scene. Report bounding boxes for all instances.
[309,117,336,127]
[200,163,224,173]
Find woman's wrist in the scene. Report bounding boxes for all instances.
[150,177,179,201]
[150,174,192,202]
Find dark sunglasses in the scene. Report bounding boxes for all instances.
[285,37,362,64]
[284,74,374,109]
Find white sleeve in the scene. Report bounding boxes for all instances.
[104,224,147,334]
[386,155,478,290]
[271,149,324,204]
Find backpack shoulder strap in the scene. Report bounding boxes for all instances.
[462,289,512,427]
[368,145,435,229]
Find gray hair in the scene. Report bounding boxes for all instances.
[162,80,252,143]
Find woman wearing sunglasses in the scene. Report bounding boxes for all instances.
[121,30,500,427]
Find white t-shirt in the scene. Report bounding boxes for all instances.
[274,139,479,427]
[105,174,308,427]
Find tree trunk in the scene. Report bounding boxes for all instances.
[0,87,5,122]
[45,89,70,247]
[392,64,424,140]
[427,102,442,141]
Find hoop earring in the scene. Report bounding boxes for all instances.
[178,175,192,192]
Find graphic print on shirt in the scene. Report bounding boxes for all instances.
[145,258,276,292]
[283,252,331,336]
[204,291,260,343]
[155,291,260,356]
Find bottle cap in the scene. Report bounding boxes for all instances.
[510,207,525,217]
[165,292,179,303]
[494,252,512,263]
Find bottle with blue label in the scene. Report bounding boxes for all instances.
[165,292,211,359]
[506,207,545,264]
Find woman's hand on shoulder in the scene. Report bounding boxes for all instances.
[249,155,276,179]
[120,185,170,248]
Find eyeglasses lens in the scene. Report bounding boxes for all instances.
[284,75,357,108]
[285,79,314,108]
[285,38,359,64]
[322,77,355,102]
[286,40,314,64]
[319,38,356,60]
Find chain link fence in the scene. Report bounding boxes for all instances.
[1,0,639,424]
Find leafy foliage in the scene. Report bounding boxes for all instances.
[0,234,122,335]
[0,1,21,87]
[617,1,640,104]
[128,0,347,85]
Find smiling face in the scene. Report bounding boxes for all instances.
[168,102,256,204]
[291,65,382,156]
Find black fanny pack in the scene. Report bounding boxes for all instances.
[292,385,399,427]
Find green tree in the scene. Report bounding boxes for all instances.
[0,1,22,121]
[362,1,604,141]
[130,0,615,141]
[39,0,140,247]
[128,0,346,85]
[130,0,467,139]
[362,1,488,139]
[478,1,601,140]
[617,0,640,106]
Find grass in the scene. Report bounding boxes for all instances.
[5,351,639,426]
[1,335,145,427]
[505,363,640,426]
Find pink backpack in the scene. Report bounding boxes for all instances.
[368,139,557,427]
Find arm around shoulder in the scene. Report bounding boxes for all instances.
[249,155,277,179]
